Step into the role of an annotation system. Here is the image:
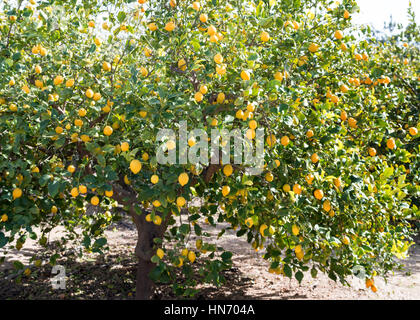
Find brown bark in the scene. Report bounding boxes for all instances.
[111,182,169,300]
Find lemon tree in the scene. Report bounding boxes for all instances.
[0,0,418,299]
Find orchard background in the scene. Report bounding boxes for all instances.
[0,0,419,299]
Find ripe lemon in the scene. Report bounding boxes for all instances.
[207,25,217,36]
[283,184,291,192]
[140,67,148,77]
[280,136,290,146]
[53,75,64,85]
[323,200,331,212]
[246,129,255,140]
[308,43,319,53]
[85,89,94,98]
[105,190,113,197]
[192,1,200,10]
[199,13,208,23]
[344,10,350,19]
[214,53,223,64]
[70,187,79,197]
[306,130,314,138]
[247,103,256,112]
[81,135,90,142]
[130,160,142,174]
[314,189,324,200]
[217,92,225,103]
[194,91,203,102]
[223,164,233,176]
[266,134,276,147]
[147,23,157,31]
[368,147,377,157]
[142,153,149,161]
[265,172,274,182]
[121,142,129,152]
[260,31,270,42]
[334,30,343,39]
[274,72,284,81]
[78,108,87,117]
[176,196,186,207]
[164,21,175,31]
[386,138,396,149]
[102,61,111,71]
[13,188,22,199]
[235,109,244,119]
[340,84,349,93]
[222,186,230,197]
[409,127,418,136]
[248,120,258,130]
[91,196,99,206]
[78,185,87,194]
[103,126,113,136]
[188,251,196,263]
[342,235,350,245]
[293,184,302,195]
[210,118,218,126]
[151,175,159,184]
[1,214,8,222]
[178,172,189,186]
[292,224,299,236]
[156,248,164,259]
[241,70,250,81]
[334,177,342,188]
[199,85,208,94]
[348,117,357,128]
[153,215,162,225]
[311,153,319,163]
[93,92,101,101]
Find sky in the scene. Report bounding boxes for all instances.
[352,0,420,31]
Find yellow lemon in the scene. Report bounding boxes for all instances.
[130,160,142,174]
[178,172,189,186]
[91,196,99,206]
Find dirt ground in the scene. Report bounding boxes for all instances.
[0,216,419,300]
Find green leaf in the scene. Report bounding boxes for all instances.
[283,264,292,278]
[295,271,304,283]
[221,251,233,262]
[117,11,127,23]
[48,181,60,198]
[94,237,107,247]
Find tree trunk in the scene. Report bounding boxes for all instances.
[131,208,168,300]
[136,257,155,300]
[110,183,169,300]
